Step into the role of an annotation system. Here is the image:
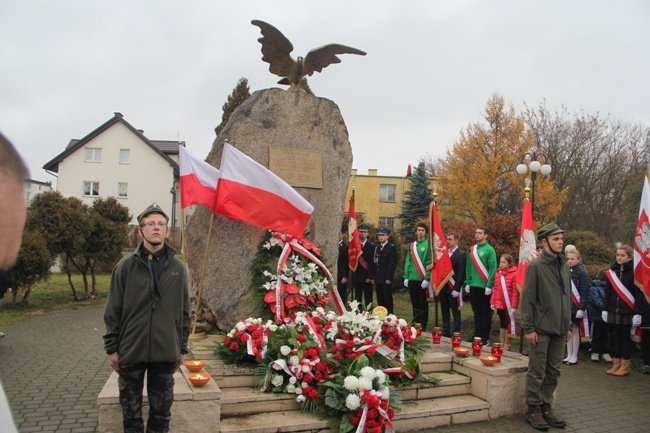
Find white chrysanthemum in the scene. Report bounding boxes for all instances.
[343,376,360,391]
[358,377,373,390]
[295,387,303,395]
[290,355,300,366]
[235,322,246,331]
[289,376,297,384]
[271,374,284,387]
[345,393,361,410]
[280,345,291,356]
[360,366,376,380]
[296,395,305,403]
[375,370,386,385]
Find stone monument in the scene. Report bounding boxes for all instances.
[185,88,353,330]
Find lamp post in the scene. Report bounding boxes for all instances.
[516,152,552,220]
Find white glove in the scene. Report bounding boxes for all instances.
[484,288,492,296]
[576,310,584,319]
[403,279,409,287]
[490,304,496,311]
[421,280,430,289]
[464,285,470,294]
[451,290,460,298]
[632,314,642,327]
[602,311,608,322]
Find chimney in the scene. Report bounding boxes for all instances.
[368,169,378,176]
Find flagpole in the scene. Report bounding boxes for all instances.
[189,213,215,341]
[429,190,439,328]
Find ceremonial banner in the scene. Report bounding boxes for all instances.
[347,194,362,272]
[214,143,314,238]
[634,170,650,301]
[179,146,220,209]
[516,198,537,292]
[429,201,453,296]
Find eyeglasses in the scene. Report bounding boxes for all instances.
[141,221,167,228]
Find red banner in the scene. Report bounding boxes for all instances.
[516,198,537,293]
[634,172,650,301]
[429,202,453,296]
[347,195,362,272]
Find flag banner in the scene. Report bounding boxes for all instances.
[634,171,650,301]
[179,146,220,209]
[214,143,314,238]
[516,198,537,292]
[347,195,362,272]
[429,202,453,296]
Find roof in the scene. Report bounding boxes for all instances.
[43,112,183,174]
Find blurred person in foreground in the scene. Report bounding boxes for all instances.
[0,131,29,433]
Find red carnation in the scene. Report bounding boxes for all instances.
[223,337,231,345]
[229,342,239,350]
[297,334,306,343]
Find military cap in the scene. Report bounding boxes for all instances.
[536,222,564,240]
[358,224,369,232]
[137,203,169,224]
[378,227,390,235]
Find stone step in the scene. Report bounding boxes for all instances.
[220,372,469,417]
[218,394,489,433]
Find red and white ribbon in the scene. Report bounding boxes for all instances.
[500,275,517,335]
[606,270,642,339]
[570,281,590,339]
[470,245,489,284]
[410,241,427,280]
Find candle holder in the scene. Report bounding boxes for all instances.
[188,372,211,387]
[184,360,205,372]
[480,355,498,366]
[471,337,483,356]
[491,343,503,362]
[432,327,442,344]
[451,332,462,348]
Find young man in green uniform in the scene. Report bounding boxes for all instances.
[103,204,191,433]
[465,226,497,345]
[403,222,432,331]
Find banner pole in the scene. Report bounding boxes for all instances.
[189,213,214,340]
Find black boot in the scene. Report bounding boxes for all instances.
[526,405,550,431]
[541,403,566,428]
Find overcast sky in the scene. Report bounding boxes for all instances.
[1,0,649,184]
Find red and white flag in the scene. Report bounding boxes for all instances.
[347,194,362,272]
[429,201,453,297]
[634,170,650,301]
[516,198,537,292]
[214,143,314,239]
[179,146,220,209]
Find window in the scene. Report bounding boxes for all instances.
[378,217,395,228]
[84,148,102,162]
[83,181,100,197]
[26,192,31,206]
[119,149,130,164]
[118,182,128,198]
[379,184,396,202]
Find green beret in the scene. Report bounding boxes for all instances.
[537,222,564,240]
[137,203,169,224]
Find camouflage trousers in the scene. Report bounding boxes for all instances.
[118,362,176,433]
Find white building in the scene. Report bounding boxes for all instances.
[43,112,193,227]
[24,179,53,208]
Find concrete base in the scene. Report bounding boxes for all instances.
[97,366,221,433]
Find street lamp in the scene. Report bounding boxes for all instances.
[516,152,551,220]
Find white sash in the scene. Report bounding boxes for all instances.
[470,245,489,283]
[500,274,516,334]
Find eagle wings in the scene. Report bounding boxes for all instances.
[251,20,366,90]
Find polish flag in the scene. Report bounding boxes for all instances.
[179,146,220,209]
[634,170,650,300]
[516,198,537,292]
[347,194,362,272]
[214,143,314,239]
[429,201,453,297]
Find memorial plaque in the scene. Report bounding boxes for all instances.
[269,147,323,189]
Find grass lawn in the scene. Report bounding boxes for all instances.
[0,273,110,327]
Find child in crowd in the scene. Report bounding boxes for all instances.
[564,246,589,365]
[587,270,611,362]
[490,254,518,351]
[602,245,650,376]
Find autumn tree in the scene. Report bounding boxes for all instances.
[523,102,650,244]
[215,77,251,135]
[398,162,433,240]
[439,93,566,224]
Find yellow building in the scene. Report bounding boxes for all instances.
[343,169,443,231]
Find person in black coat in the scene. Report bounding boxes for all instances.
[439,231,466,337]
[373,228,398,314]
[353,224,375,310]
[336,229,349,304]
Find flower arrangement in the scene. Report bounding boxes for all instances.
[215,317,277,366]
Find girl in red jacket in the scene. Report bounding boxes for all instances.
[491,254,519,351]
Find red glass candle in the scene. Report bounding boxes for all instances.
[432,327,442,344]
[451,332,462,348]
[472,337,483,356]
[491,343,502,362]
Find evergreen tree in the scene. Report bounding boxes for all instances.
[215,77,251,135]
[399,162,433,240]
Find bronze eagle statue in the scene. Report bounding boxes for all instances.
[251,20,366,90]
